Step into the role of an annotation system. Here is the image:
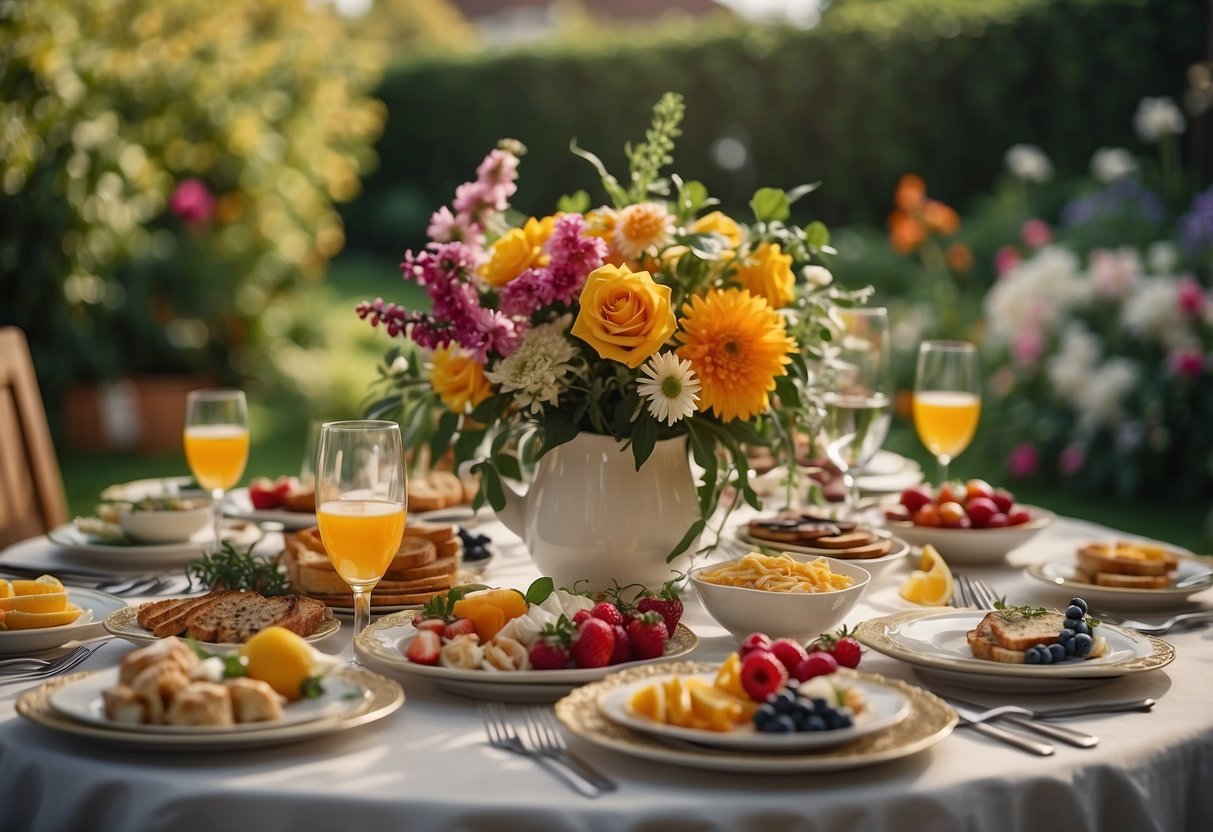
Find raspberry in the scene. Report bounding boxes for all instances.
[739,632,772,657]
[739,650,788,702]
[768,638,810,673]
[793,651,837,682]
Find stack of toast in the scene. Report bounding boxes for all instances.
[965,610,1068,663]
[136,590,329,643]
[1075,541,1180,589]
[281,522,462,606]
[407,470,478,513]
[746,514,894,559]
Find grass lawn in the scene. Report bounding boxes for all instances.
[55,251,1212,554]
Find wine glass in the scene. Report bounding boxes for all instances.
[821,307,892,518]
[183,389,249,550]
[913,340,981,483]
[315,420,407,647]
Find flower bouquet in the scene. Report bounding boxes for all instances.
[358,93,862,579]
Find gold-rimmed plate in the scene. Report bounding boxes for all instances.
[103,606,343,654]
[1026,558,1212,611]
[0,588,126,655]
[555,662,956,773]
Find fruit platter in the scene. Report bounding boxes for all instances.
[0,576,126,654]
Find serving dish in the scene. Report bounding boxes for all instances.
[881,506,1054,565]
[0,588,126,655]
[103,606,343,653]
[1026,557,1212,611]
[222,488,317,531]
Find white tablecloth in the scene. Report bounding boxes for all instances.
[2,513,1211,832]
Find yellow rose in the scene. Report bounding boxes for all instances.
[572,264,676,368]
[689,211,743,248]
[430,345,492,413]
[732,242,795,308]
[477,217,552,287]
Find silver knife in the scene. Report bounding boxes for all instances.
[957,716,1055,756]
[948,701,1097,749]
[1021,698,1155,720]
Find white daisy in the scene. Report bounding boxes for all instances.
[1133,96,1186,143]
[1005,144,1053,183]
[1089,147,1137,183]
[636,352,701,426]
[485,316,579,414]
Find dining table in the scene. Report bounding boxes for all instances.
[1,504,1210,832]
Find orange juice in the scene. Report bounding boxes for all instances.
[183,425,249,490]
[913,391,980,461]
[316,500,406,586]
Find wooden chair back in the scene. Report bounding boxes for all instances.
[0,327,68,548]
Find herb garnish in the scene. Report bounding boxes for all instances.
[993,600,1049,621]
[186,541,289,595]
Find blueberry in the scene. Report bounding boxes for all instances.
[791,708,813,731]
[1048,643,1067,662]
[767,714,798,733]
[824,710,848,730]
[805,715,827,732]
[834,712,854,729]
[1056,628,1074,643]
[1063,639,1077,656]
[811,697,828,713]
[783,679,800,692]
[753,704,777,728]
[1073,633,1093,656]
[1070,597,1088,614]
[1065,605,1085,621]
[1031,646,1052,664]
[770,690,797,713]
[1025,647,1042,664]
[1072,620,1089,636]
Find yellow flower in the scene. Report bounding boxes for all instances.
[429,345,492,413]
[613,202,675,261]
[572,264,676,368]
[676,288,797,422]
[477,216,553,286]
[732,243,795,308]
[689,211,743,248]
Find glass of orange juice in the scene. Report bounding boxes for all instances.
[184,389,249,550]
[913,341,981,483]
[315,420,407,647]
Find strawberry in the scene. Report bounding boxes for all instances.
[636,576,684,633]
[811,626,863,669]
[626,611,668,660]
[529,617,574,670]
[571,618,616,668]
[443,618,477,640]
[739,632,772,657]
[793,651,837,682]
[405,630,442,665]
[609,624,632,665]
[739,650,788,702]
[571,609,592,626]
[589,601,625,628]
[413,617,447,634]
[769,638,810,673]
[249,476,294,510]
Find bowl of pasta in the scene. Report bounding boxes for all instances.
[689,552,871,642]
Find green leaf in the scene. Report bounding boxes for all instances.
[804,221,831,249]
[750,187,790,223]
[300,676,324,700]
[666,518,706,563]
[455,426,486,462]
[428,410,459,462]
[495,453,522,482]
[556,190,591,214]
[473,461,506,510]
[539,409,580,456]
[630,414,658,470]
[525,577,555,605]
[571,140,629,207]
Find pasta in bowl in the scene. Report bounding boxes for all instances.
[690,553,871,642]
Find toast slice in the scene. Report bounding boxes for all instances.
[967,610,1066,663]
[182,592,327,642]
[1090,571,1174,589]
[1077,541,1178,577]
[141,592,235,638]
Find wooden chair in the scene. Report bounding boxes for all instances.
[0,327,68,548]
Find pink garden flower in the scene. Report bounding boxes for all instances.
[1020,219,1052,248]
[1170,347,1205,377]
[1089,248,1141,299]
[1007,442,1039,479]
[1176,275,1207,317]
[1059,445,1085,475]
[1012,327,1044,366]
[169,179,215,226]
[994,245,1021,276]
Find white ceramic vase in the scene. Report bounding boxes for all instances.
[493,432,699,593]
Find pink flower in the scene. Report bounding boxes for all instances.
[1007,442,1039,479]
[1170,347,1205,377]
[169,179,215,226]
[1059,445,1085,476]
[1020,219,1052,248]
[500,214,607,317]
[1012,327,1043,366]
[1089,248,1141,299]
[1176,275,1207,317]
[994,245,1021,276]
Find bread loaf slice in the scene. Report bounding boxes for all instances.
[1092,572,1173,589]
[143,592,235,638]
[1077,542,1177,577]
[212,595,327,643]
[967,610,1067,663]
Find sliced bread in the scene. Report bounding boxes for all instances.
[182,592,328,642]
[141,592,235,638]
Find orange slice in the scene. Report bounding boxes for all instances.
[686,678,745,732]
[12,575,64,596]
[0,604,83,630]
[0,580,12,600]
[627,681,667,723]
[899,544,954,606]
[0,591,68,614]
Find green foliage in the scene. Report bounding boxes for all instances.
[0,0,387,426]
[344,0,1201,255]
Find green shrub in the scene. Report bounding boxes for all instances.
[0,0,387,425]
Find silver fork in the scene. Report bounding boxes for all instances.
[952,574,973,607]
[965,576,1001,610]
[480,702,604,798]
[1090,609,1213,636]
[521,707,617,793]
[0,644,90,675]
[93,572,178,596]
[0,642,104,686]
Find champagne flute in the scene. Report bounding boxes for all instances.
[914,340,981,483]
[315,420,407,647]
[184,389,249,550]
[821,308,892,518]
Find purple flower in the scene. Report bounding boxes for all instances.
[169,179,215,226]
[500,215,607,317]
[1007,442,1039,479]
[1178,186,1213,258]
[1061,179,1165,228]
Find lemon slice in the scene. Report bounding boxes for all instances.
[0,591,68,614]
[241,626,320,701]
[12,575,64,596]
[1,604,83,630]
[899,544,954,606]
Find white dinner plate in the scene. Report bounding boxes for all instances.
[354,610,699,701]
[102,606,343,654]
[0,588,127,655]
[1026,558,1213,611]
[17,666,404,751]
[49,666,368,734]
[222,488,318,531]
[855,452,924,494]
[733,529,911,579]
[101,476,200,502]
[45,522,261,567]
[556,662,956,774]
[853,609,1174,693]
[598,672,910,751]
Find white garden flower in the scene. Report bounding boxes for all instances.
[1146,241,1179,274]
[1089,147,1137,183]
[636,352,701,426]
[1075,358,1139,432]
[1121,277,1187,349]
[1005,144,1053,183]
[485,316,579,414]
[1133,96,1186,143]
[1046,323,1101,407]
[984,246,1087,345]
[801,265,833,288]
[1088,247,1142,300]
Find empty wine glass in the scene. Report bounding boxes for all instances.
[183,389,249,550]
[315,420,407,647]
[821,308,892,518]
[914,340,981,483]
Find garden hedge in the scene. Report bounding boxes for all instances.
[343,0,1204,254]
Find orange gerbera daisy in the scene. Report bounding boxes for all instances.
[675,288,797,422]
[887,173,960,254]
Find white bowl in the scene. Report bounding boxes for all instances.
[117,499,212,544]
[690,556,871,642]
[883,506,1054,565]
